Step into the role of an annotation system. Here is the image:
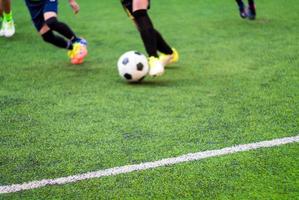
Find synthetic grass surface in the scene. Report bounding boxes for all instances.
[0,0,298,198]
[4,143,299,199]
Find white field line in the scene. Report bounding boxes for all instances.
[1,135,299,194]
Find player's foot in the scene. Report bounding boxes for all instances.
[237,1,247,19]
[148,56,165,77]
[68,38,88,65]
[159,48,179,66]
[3,20,15,37]
[246,4,256,20]
[239,8,248,19]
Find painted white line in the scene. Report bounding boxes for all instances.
[1,135,299,194]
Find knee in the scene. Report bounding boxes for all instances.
[132,0,149,12]
[45,17,58,29]
[132,9,148,19]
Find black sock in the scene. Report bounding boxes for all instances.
[45,17,78,42]
[236,0,245,10]
[132,9,158,58]
[42,31,73,50]
[155,30,173,55]
[248,0,255,8]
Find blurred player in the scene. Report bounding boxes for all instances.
[0,0,15,37]
[236,0,256,20]
[121,0,179,77]
[24,0,87,64]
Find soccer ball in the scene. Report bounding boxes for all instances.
[117,51,149,83]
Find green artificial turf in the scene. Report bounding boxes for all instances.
[0,0,298,199]
[5,143,299,199]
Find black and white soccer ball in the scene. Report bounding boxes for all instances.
[117,51,149,83]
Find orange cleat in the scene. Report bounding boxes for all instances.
[68,39,88,65]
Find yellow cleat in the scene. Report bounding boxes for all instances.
[159,48,179,66]
[68,43,88,65]
[148,56,165,77]
[67,46,76,59]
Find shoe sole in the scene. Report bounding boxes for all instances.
[149,69,165,77]
[4,33,15,38]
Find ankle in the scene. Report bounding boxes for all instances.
[4,11,13,22]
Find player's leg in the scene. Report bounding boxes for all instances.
[156,31,179,66]
[247,0,256,20]
[24,0,70,49]
[39,25,73,49]
[133,0,180,75]
[132,0,175,58]
[235,0,247,19]
[129,0,163,76]
[122,0,178,75]
[42,13,87,64]
[132,0,158,58]
[42,0,87,64]
[132,0,178,67]
[1,0,15,37]
[43,12,80,44]
[24,0,86,64]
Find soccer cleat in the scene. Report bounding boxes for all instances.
[68,38,88,65]
[3,20,15,37]
[246,5,256,20]
[237,1,247,19]
[239,9,248,19]
[148,56,165,77]
[159,48,179,66]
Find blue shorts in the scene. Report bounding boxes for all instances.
[25,0,58,31]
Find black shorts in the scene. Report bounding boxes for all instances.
[121,0,151,15]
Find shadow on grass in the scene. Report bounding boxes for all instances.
[117,77,193,88]
[62,62,103,74]
[64,61,92,69]
[164,65,182,70]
